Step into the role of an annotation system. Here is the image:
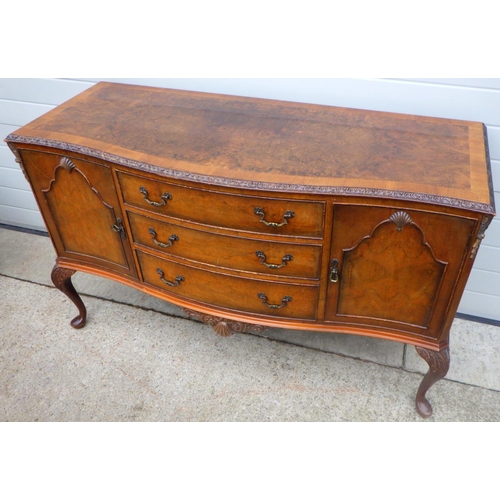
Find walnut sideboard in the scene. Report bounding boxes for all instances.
[5,82,495,417]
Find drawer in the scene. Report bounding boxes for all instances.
[117,171,324,238]
[137,250,318,320]
[128,212,322,278]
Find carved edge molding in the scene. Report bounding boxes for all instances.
[7,143,29,183]
[184,309,268,337]
[470,214,493,259]
[6,134,496,215]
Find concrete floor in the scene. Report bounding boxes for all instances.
[1,227,499,421]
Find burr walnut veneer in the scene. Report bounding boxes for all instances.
[5,82,495,417]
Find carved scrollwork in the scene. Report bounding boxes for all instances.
[51,266,77,288]
[7,143,29,183]
[184,309,267,337]
[415,346,450,375]
[470,215,493,259]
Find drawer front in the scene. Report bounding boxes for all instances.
[137,251,318,320]
[128,212,322,278]
[117,171,324,238]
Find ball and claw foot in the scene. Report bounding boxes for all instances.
[51,265,87,329]
[414,346,450,418]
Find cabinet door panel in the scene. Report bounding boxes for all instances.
[337,212,447,327]
[326,205,476,338]
[21,150,136,277]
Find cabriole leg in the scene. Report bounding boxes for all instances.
[51,264,87,329]
[414,346,450,418]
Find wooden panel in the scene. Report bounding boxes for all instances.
[127,211,322,278]
[337,213,446,328]
[325,204,477,337]
[70,78,500,125]
[3,79,498,322]
[9,82,492,209]
[19,149,136,276]
[137,250,319,320]
[43,164,128,268]
[118,171,324,238]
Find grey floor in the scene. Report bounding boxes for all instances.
[1,227,499,421]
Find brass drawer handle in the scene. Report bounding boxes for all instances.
[156,268,184,287]
[139,186,172,207]
[257,293,292,309]
[254,207,295,227]
[148,228,178,248]
[329,259,339,283]
[256,250,293,269]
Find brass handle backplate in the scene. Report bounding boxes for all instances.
[148,228,178,248]
[329,259,339,283]
[254,207,295,227]
[257,293,292,309]
[139,186,172,207]
[255,250,293,269]
[156,268,184,287]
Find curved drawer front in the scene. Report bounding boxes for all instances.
[117,171,324,238]
[128,211,321,278]
[137,251,318,320]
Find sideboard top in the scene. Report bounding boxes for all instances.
[6,81,495,213]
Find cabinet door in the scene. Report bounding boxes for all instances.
[21,150,136,278]
[325,205,476,338]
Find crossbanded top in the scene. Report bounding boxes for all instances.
[6,81,495,214]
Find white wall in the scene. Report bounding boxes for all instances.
[1,78,499,320]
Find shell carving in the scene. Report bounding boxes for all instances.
[390,211,413,231]
[212,320,233,338]
[183,308,267,337]
[59,157,76,172]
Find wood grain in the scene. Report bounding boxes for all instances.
[4,81,496,416]
[7,82,493,210]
